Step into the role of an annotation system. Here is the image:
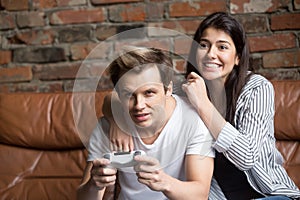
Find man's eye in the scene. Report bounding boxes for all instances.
[122,92,132,98]
[145,90,154,96]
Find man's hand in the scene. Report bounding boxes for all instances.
[89,158,117,190]
[134,155,172,192]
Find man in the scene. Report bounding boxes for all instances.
[77,47,214,200]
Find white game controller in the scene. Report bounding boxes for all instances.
[103,150,146,168]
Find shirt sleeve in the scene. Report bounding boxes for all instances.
[213,80,275,171]
[186,118,215,158]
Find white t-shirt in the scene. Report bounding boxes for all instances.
[87,95,215,200]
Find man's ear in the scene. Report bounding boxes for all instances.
[166,81,173,97]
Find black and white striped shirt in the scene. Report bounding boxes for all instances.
[209,74,300,199]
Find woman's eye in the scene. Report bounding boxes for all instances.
[219,45,228,50]
[198,42,208,49]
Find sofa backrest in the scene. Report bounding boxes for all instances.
[0,91,111,199]
[0,80,299,199]
[271,80,300,188]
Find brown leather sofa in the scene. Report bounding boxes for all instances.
[0,91,111,199]
[0,80,299,199]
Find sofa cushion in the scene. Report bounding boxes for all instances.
[271,80,300,140]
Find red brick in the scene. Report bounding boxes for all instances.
[263,50,300,68]
[0,13,15,30]
[169,1,226,17]
[147,23,182,37]
[149,0,168,2]
[1,0,29,11]
[95,26,118,40]
[50,8,105,25]
[91,0,141,4]
[15,82,39,92]
[57,0,86,6]
[109,4,146,22]
[149,20,202,35]
[33,0,86,8]
[249,33,296,52]
[33,63,82,80]
[87,62,110,77]
[146,2,164,20]
[0,50,12,64]
[70,42,112,60]
[174,37,192,56]
[235,15,268,33]
[174,59,186,73]
[32,62,108,80]
[39,82,63,92]
[12,30,54,45]
[14,81,63,93]
[0,66,32,83]
[231,0,289,13]
[32,0,57,9]
[260,69,300,80]
[271,13,300,30]
[16,12,45,28]
[115,38,171,52]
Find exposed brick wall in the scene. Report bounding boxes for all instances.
[0,0,299,93]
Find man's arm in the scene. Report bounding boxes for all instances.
[134,154,214,200]
[77,160,117,200]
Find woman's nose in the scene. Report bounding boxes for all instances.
[207,46,217,59]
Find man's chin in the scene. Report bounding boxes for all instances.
[134,124,160,136]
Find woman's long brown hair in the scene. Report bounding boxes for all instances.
[186,12,252,124]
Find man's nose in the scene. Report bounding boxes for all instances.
[134,94,146,110]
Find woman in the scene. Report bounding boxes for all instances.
[105,12,300,199]
[182,12,300,199]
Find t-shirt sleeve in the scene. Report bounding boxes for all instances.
[186,119,215,158]
[87,117,111,161]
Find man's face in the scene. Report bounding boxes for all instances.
[116,65,171,132]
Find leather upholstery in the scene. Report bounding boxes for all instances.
[0,80,299,199]
[271,80,300,188]
[0,91,111,199]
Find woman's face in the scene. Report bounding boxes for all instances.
[196,27,239,83]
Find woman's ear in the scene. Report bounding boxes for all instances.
[235,56,240,66]
[166,81,173,97]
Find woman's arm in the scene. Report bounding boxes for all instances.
[183,73,275,170]
[182,72,226,138]
[102,92,134,152]
[216,80,275,170]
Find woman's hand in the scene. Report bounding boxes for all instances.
[103,92,134,152]
[109,120,134,152]
[182,72,209,112]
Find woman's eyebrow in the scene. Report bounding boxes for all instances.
[200,38,232,46]
[216,40,232,45]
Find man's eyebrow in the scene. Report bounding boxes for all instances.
[119,88,132,93]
